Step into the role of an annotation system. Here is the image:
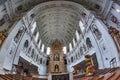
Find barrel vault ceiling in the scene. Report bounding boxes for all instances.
[11,0,108,47]
[36,5,81,47]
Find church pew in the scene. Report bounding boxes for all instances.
[0,77,4,80]
[0,74,13,80]
[109,69,120,80]
[7,74,24,80]
[73,67,120,80]
[1,74,34,80]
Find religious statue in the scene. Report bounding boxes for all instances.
[55,64,59,72]
[92,25,102,40]
[54,54,60,61]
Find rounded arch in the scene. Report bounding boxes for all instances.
[40,58,42,64]
[54,64,59,72]
[24,40,29,48]
[86,37,92,49]
[31,49,34,58]
[23,40,29,53]
[71,56,73,63]
[80,47,83,55]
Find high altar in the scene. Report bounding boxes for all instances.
[47,40,66,73]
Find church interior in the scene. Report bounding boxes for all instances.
[0,0,120,80]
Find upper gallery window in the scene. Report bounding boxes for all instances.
[79,21,85,32]
[31,22,37,33]
[86,38,93,49]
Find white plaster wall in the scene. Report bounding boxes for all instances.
[38,65,47,75]
[20,51,47,75]
[0,14,47,74]
[84,30,104,69]
[0,20,24,73]
[85,28,105,69]
[66,16,120,72]
[95,19,120,67]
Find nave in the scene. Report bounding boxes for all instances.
[0,0,120,80]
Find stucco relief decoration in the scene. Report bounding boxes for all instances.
[92,25,102,40]
[14,27,24,43]
[111,16,117,23]
[108,27,120,52]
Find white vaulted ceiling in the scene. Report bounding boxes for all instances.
[10,0,108,47]
[32,1,84,47]
[36,7,80,47]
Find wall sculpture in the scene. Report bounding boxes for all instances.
[108,27,120,52]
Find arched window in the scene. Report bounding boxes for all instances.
[67,46,69,53]
[74,56,76,61]
[76,54,78,60]
[16,5,23,13]
[43,60,46,65]
[71,57,73,63]
[63,46,66,54]
[30,13,35,20]
[78,52,80,57]
[80,47,83,55]
[31,49,34,58]
[36,55,38,62]
[33,54,36,61]
[86,38,92,49]
[24,40,29,48]
[76,31,80,41]
[46,47,50,55]
[69,43,72,51]
[35,32,39,42]
[41,44,44,52]
[68,59,70,64]
[79,21,85,32]
[23,40,29,52]
[40,58,42,64]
